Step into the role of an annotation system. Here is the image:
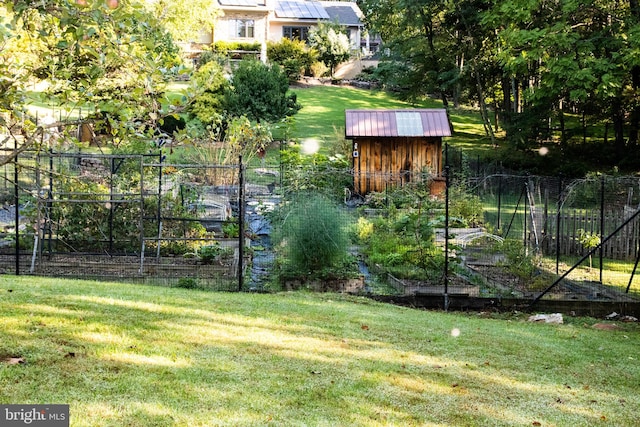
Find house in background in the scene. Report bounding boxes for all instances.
[345,109,452,196]
[197,0,366,62]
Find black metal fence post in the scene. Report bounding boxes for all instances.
[524,181,528,253]
[600,175,605,283]
[444,144,450,311]
[14,156,19,275]
[238,155,245,292]
[497,174,502,231]
[556,175,562,274]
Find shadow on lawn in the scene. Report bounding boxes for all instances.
[0,283,635,426]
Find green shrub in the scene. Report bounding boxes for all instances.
[448,184,484,226]
[360,207,445,281]
[176,278,199,289]
[267,39,317,82]
[200,242,222,264]
[213,41,261,54]
[222,222,239,238]
[224,59,301,124]
[497,239,538,280]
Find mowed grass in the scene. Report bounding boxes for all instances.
[1,276,639,426]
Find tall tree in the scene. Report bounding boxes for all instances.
[144,0,221,43]
[1,0,182,160]
[308,21,351,78]
[358,0,456,106]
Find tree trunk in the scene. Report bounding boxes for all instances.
[629,1,640,146]
[612,97,626,159]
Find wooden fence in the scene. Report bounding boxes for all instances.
[539,208,640,260]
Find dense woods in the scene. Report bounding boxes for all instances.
[358,0,640,172]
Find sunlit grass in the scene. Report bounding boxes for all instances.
[1,276,638,426]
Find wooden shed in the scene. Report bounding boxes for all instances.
[345,109,452,195]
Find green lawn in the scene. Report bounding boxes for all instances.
[1,276,638,426]
[290,85,441,140]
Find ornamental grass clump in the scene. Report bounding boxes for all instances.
[273,193,352,283]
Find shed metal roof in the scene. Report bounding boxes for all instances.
[275,1,330,19]
[345,109,452,138]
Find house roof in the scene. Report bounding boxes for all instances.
[275,1,330,19]
[345,109,452,138]
[320,2,363,26]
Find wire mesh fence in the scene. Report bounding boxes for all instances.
[463,174,640,305]
[2,148,640,311]
[0,150,244,290]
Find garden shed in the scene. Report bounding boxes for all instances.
[345,109,452,195]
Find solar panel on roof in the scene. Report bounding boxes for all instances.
[275,1,330,19]
[396,112,424,136]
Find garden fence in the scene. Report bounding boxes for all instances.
[2,149,640,311]
[0,150,246,290]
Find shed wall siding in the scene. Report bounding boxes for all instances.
[353,137,442,194]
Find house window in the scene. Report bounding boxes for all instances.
[232,19,255,38]
[283,26,310,42]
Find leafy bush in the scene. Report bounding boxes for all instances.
[361,206,445,281]
[497,239,538,280]
[224,59,301,123]
[222,222,239,238]
[267,39,317,82]
[448,184,484,226]
[190,61,229,128]
[355,217,374,241]
[213,41,262,54]
[199,243,222,264]
[176,278,199,289]
[280,145,352,201]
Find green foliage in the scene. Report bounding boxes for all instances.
[43,172,209,256]
[222,222,239,238]
[308,22,351,78]
[175,277,200,289]
[360,204,445,281]
[497,239,538,281]
[355,217,374,241]
[195,49,227,69]
[213,41,262,54]
[225,59,301,123]
[578,228,601,270]
[2,0,184,159]
[190,61,229,129]
[199,243,222,264]
[357,61,411,92]
[448,184,484,227]
[280,145,352,201]
[224,116,272,164]
[272,193,352,280]
[577,229,601,250]
[267,39,317,83]
[145,0,220,43]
